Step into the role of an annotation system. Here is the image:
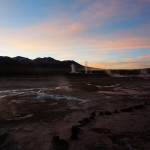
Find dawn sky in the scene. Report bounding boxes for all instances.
[0,0,150,69]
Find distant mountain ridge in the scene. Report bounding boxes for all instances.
[0,56,149,77]
[0,56,82,67]
[0,56,83,76]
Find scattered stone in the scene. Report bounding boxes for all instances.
[121,107,133,112]
[112,145,125,150]
[70,133,78,140]
[89,111,96,120]
[71,126,80,134]
[109,134,125,145]
[91,128,111,134]
[70,126,80,140]
[78,118,90,126]
[89,115,95,120]
[78,120,84,124]
[104,111,112,115]
[59,139,69,150]
[133,104,144,110]
[52,136,60,145]
[144,102,149,105]
[114,109,119,113]
[94,144,108,150]
[82,118,90,124]
[99,111,104,115]
[0,132,9,145]
[78,120,85,126]
[91,111,96,117]
[52,136,69,150]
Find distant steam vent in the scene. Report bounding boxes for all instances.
[85,61,88,74]
[70,64,78,73]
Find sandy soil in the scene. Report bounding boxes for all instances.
[0,76,149,150]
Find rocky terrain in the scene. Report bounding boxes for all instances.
[0,76,149,150]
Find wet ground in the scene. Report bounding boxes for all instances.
[0,76,150,150]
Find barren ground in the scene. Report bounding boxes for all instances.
[0,76,149,150]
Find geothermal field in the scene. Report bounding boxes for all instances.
[0,76,150,150]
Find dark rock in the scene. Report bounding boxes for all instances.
[52,136,69,150]
[71,126,80,134]
[78,120,85,126]
[70,126,80,140]
[89,115,95,120]
[94,144,108,150]
[52,136,60,145]
[0,132,9,145]
[89,111,96,120]
[91,111,96,117]
[78,120,84,124]
[59,139,69,150]
[121,107,133,112]
[104,111,112,115]
[78,118,90,126]
[144,102,149,105]
[91,128,111,134]
[82,118,90,124]
[112,145,125,150]
[99,111,104,115]
[133,104,144,109]
[109,134,125,146]
[70,133,78,140]
[114,109,119,113]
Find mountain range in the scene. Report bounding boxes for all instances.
[0,56,83,76]
[0,56,149,77]
[0,56,82,67]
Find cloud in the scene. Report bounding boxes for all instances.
[89,61,150,69]
[80,0,117,20]
[125,54,150,62]
[75,0,149,27]
[0,0,149,67]
[85,36,150,50]
[0,17,86,52]
[0,20,150,56]
[26,19,84,37]
[89,54,150,69]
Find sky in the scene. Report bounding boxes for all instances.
[0,0,150,69]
